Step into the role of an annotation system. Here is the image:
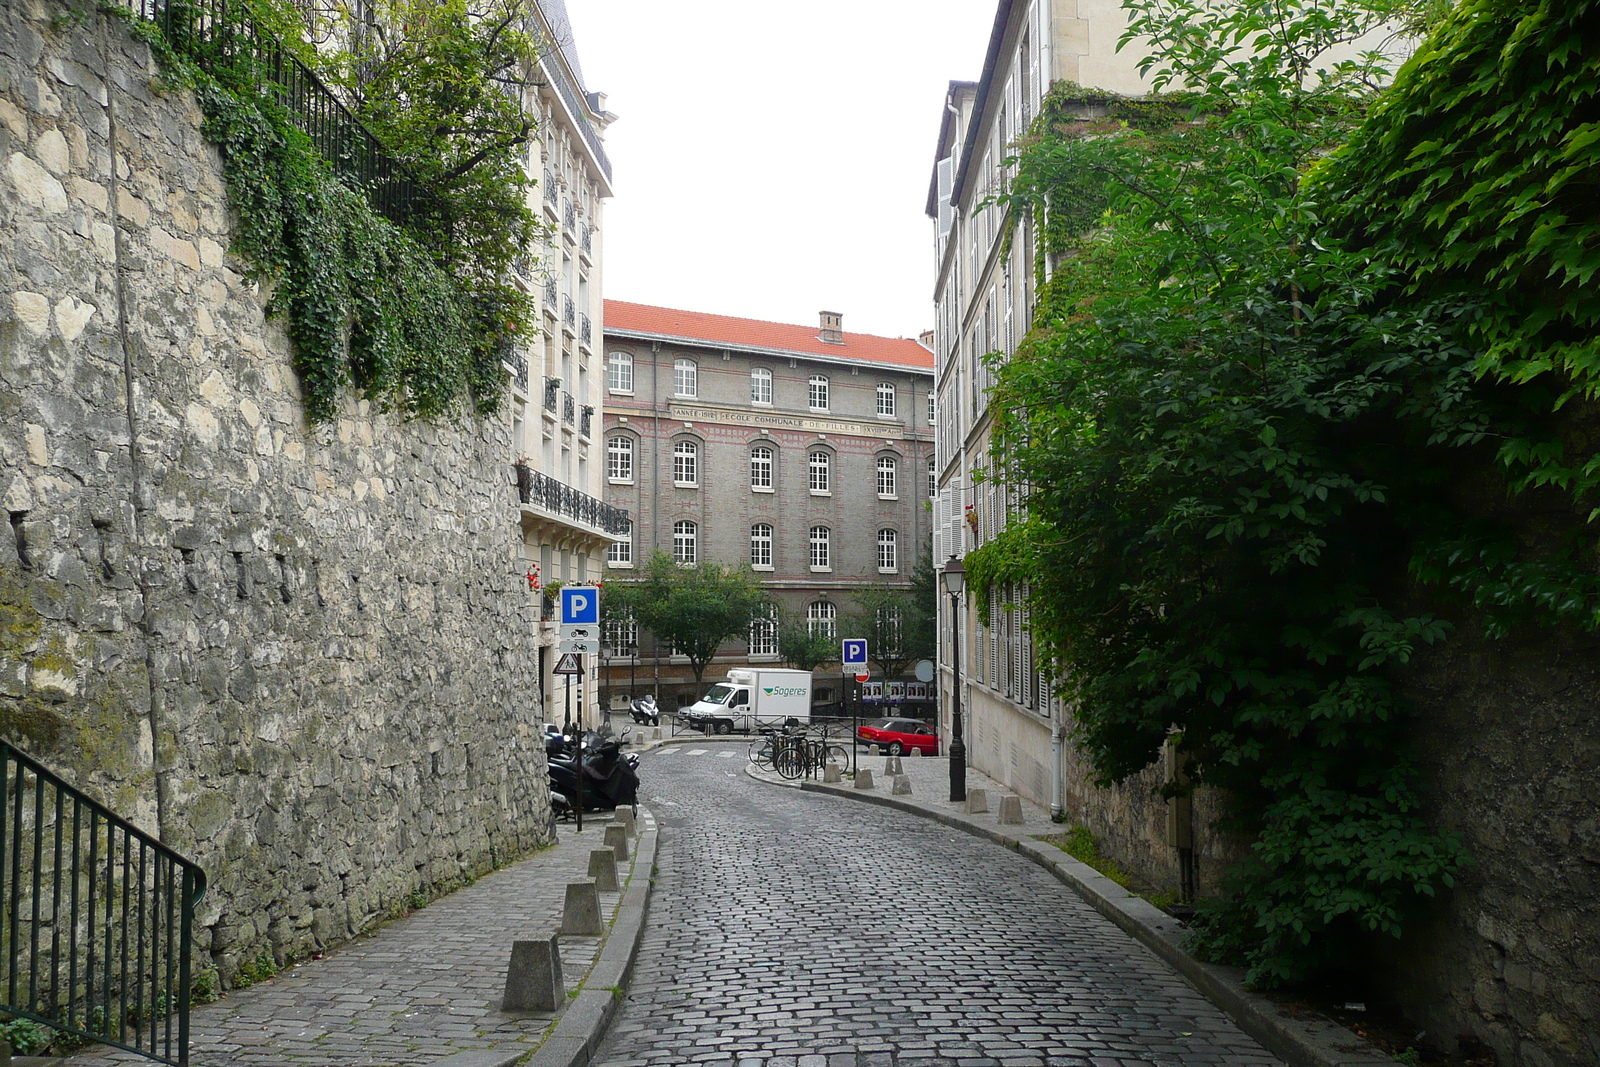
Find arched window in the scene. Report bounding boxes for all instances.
[877,382,896,417]
[672,520,697,564]
[606,533,631,566]
[808,374,829,411]
[808,451,830,493]
[673,440,698,486]
[606,436,633,482]
[750,523,773,568]
[750,367,773,405]
[607,350,633,393]
[807,600,837,638]
[927,455,937,498]
[809,525,831,569]
[877,529,898,572]
[876,455,898,498]
[750,446,774,490]
[748,605,778,656]
[673,358,697,398]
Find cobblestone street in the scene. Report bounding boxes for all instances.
[592,742,1285,1067]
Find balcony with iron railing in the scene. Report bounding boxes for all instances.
[580,406,593,439]
[503,345,529,394]
[564,201,577,233]
[544,278,557,311]
[562,391,575,425]
[514,464,631,537]
[543,171,558,206]
[543,377,560,414]
[580,225,593,259]
[562,295,576,331]
[579,314,591,348]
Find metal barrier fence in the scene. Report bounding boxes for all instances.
[127,0,436,227]
[0,740,207,1065]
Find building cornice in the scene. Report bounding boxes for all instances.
[604,328,934,378]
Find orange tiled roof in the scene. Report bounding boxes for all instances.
[604,300,934,371]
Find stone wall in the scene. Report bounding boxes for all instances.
[0,0,550,982]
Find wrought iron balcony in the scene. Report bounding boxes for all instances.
[580,406,593,438]
[579,314,592,347]
[543,377,560,413]
[503,344,529,393]
[514,463,632,536]
[544,171,558,205]
[543,278,557,309]
[563,201,577,233]
[562,391,575,424]
[581,225,593,257]
[563,295,575,328]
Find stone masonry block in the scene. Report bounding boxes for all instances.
[966,788,988,814]
[587,848,619,893]
[891,774,912,796]
[823,762,842,783]
[998,794,1024,825]
[603,822,629,861]
[501,935,562,1012]
[883,756,902,775]
[559,881,603,936]
[853,768,875,790]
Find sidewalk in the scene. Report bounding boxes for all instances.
[70,808,657,1067]
[743,747,1396,1067]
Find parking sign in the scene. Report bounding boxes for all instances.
[559,585,600,627]
[842,639,868,667]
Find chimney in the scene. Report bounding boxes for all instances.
[819,310,843,345]
[917,329,934,350]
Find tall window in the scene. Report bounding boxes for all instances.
[750,523,773,568]
[809,525,831,569]
[928,392,936,426]
[808,375,829,411]
[607,351,633,392]
[673,440,698,486]
[750,446,774,490]
[877,528,898,572]
[808,451,830,493]
[877,382,896,416]
[749,605,778,656]
[606,533,631,565]
[876,456,898,498]
[603,617,637,655]
[750,367,773,404]
[877,606,903,652]
[807,600,837,638]
[606,436,633,482]
[928,455,937,498]
[672,520,697,564]
[673,358,697,397]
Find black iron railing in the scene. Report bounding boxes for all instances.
[580,406,593,438]
[534,34,613,183]
[579,314,591,347]
[543,378,559,413]
[128,0,436,228]
[503,345,528,393]
[563,201,576,232]
[581,225,592,257]
[561,391,575,425]
[562,295,575,328]
[514,464,631,536]
[0,740,207,1066]
[544,278,557,310]
[543,171,558,205]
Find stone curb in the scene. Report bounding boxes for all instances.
[771,774,1393,1067]
[520,807,660,1067]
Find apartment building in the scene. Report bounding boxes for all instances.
[928,1,1148,812]
[506,0,628,730]
[599,301,935,709]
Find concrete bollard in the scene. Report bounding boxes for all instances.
[853,768,875,790]
[501,934,563,1011]
[603,822,630,861]
[823,762,843,784]
[883,756,903,775]
[908,747,922,757]
[868,744,880,757]
[891,774,913,796]
[559,881,603,936]
[615,805,637,837]
[997,794,1024,825]
[587,848,619,892]
[652,727,662,740]
[966,788,989,814]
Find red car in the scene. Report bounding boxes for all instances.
[856,718,939,756]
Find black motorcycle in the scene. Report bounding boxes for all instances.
[548,729,640,816]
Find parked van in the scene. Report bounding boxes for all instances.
[685,668,812,734]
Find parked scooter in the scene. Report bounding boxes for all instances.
[548,729,640,816]
[628,694,660,726]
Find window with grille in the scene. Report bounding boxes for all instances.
[877,382,896,416]
[606,534,631,565]
[807,600,836,638]
[607,351,633,392]
[673,440,698,486]
[672,520,697,564]
[877,529,898,572]
[606,436,633,482]
[809,451,830,493]
[750,523,773,568]
[809,526,830,569]
[603,617,637,655]
[673,358,697,397]
[750,367,773,404]
[808,375,829,411]
[877,456,898,498]
[750,446,773,490]
[749,606,777,656]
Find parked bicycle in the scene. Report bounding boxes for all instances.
[748,723,848,779]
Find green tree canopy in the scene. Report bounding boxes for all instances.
[623,551,768,686]
[776,612,836,674]
[845,576,935,682]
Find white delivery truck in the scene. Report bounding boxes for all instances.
[686,668,812,734]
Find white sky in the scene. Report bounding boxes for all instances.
[564,1,999,340]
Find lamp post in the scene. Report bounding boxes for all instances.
[942,555,967,803]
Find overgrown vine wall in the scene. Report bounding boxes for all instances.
[0,2,549,984]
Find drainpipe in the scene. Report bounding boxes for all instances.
[1050,697,1064,819]
[651,340,661,702]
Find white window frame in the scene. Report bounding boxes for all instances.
[674,358,698,398]
[750,446,774,492]
[877,528,898,573]
[877,382,896,417]
[928,392,935,426]
[607,350,633,393]
[672,520,697,565]
[673,440,699,487]
[606,534,632,567]
[807,600,836,639]
[750,523,774,570]
[808,375,829,412]
[877,456,898,499]
[750,367,773,405]
[748,606,778,657]
[606,435,634,483]
[809,525,831,570]
[808,451,831,495]
[928,455,937,499]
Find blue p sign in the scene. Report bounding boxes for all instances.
[560,586,599,626]
[842,639,868,666]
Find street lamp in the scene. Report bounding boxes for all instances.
[942,555,967,803]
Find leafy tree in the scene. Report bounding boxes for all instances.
[623,551,767,686]
[845,580,934,682]
[776,612,836,674]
